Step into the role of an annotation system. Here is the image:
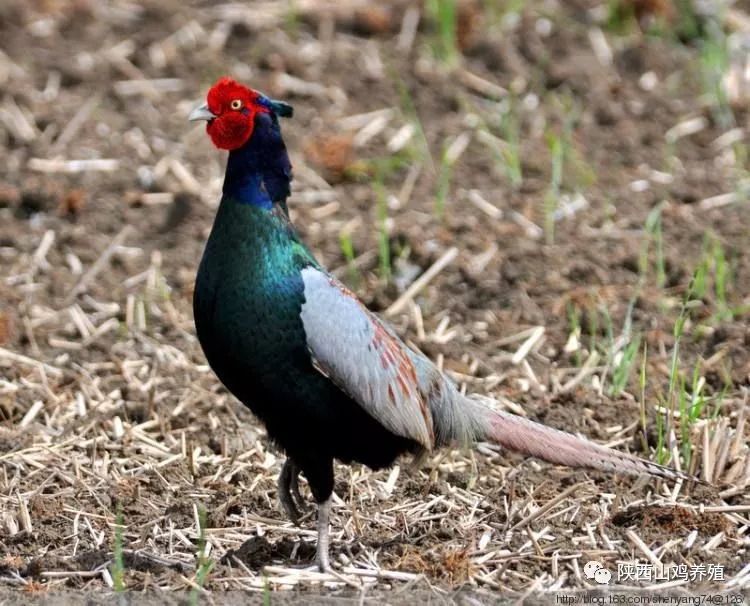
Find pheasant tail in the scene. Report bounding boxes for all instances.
[447,394,696,483]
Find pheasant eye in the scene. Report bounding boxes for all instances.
[230,99,242,110]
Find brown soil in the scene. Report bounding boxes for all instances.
[610,505,733,539]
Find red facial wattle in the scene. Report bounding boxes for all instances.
[206,108,255,150]
[195,77,270,151]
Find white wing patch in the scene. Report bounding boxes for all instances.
[300,267,434,449]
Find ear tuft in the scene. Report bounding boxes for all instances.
[269,99,294,118]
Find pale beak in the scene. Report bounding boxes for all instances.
[188,103,216,122]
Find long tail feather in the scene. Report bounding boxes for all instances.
[464,397,699,484]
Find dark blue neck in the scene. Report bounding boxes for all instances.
[224,154,273,209]
[223,111,292,210]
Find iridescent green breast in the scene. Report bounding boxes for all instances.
[193,199,317,398]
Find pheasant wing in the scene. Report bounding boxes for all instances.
[299,267,434,449]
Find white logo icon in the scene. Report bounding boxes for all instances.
[584,560,612,585]
[595,568,612,584]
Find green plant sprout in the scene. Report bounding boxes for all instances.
[391,71,434,173]
[543,132,564,246]
[111,504,126,593]
[190,506,215,606]
[374,174,391,283]
[639,202,667,289]
[426,0,459,66]
[638,342,650,455]
[542,97,578,245]
[338,230,361,290]
[609,334,642,397]
[699,18,734,128]
[471,100,522,191]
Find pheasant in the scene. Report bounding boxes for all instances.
[189,77,694,571]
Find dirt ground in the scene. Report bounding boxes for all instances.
[0,0,749,602]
